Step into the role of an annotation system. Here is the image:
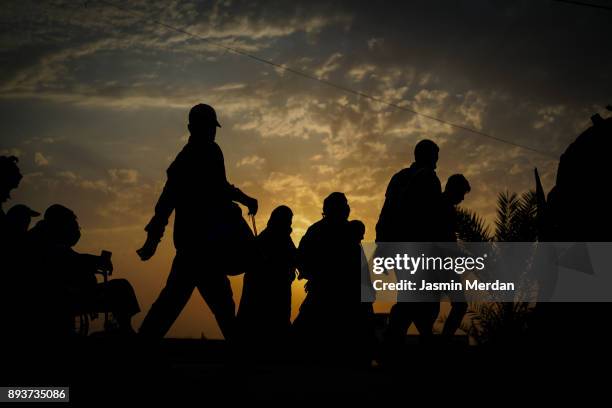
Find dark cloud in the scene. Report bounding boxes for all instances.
[2,0,610,336]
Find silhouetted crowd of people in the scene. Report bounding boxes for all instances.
[0,103,477,366]
[1,155,140,341]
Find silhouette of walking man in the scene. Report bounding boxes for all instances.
[376,139,441,242]
[293,192,362,361]
[138,104,258,340]
[376,140,442,345]
[435,174,471,341]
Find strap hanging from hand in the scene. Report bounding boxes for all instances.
[250,214,258,237]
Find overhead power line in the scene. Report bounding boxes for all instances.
[551,0,612,11]
[87,0,558,159]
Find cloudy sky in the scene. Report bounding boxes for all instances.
[2,0,611,338]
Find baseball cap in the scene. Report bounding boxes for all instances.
[189,103,221,128]
[7,204,41,218]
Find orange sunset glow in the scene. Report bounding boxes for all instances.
[2,0,610,339]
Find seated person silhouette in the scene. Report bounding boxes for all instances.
[293,192,361,361]
[237,205,297,344]
[27,204,140,335]
[5,205,40,299]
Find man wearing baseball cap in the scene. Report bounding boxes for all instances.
[6,204,40,236]
[138,103,258,340]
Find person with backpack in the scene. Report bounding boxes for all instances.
[376,140,442,347]
[137,104,258,340]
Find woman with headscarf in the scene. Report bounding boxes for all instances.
[237,205,297,343]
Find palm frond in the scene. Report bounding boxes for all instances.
[456,207,491,242]
[465,302,533,345]
[515,191,538,241]
[494,191,520,241]
[494,191,538,242]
